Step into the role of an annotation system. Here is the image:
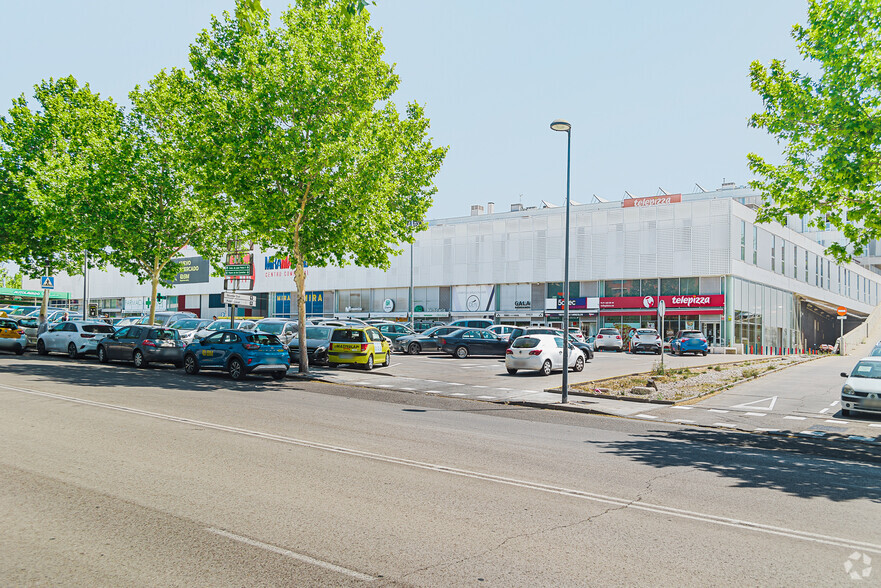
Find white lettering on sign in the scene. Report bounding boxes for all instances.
[671,295,711,307]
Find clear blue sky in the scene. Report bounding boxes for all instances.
[1,0,807,220]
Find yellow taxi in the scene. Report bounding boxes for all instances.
[327,326,390,370]
[0,316,28,355]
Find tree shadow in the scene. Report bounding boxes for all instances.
[0,354,289,392]
[586,428,881,503]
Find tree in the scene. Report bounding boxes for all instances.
[95,70,235,326]
[0,76,122,319]
[748,0,881,262]
[185,0,446,372]
[0,267,23,289]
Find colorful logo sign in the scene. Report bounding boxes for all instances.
[621,194,682,208]
[600,294,724,309]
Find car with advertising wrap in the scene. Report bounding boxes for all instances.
[327,326,390,370]
[0,316,28,354]
[183,329,289,380]
[670,330,709,356]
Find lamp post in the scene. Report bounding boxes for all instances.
[550,118,572,404]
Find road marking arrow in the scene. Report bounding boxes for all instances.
[732,396,778,411]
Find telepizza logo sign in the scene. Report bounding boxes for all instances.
[621,194,682,208]
[670,295,712,307]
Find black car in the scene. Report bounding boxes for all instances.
[98,325,185,368]
[288,325,335,365]
[438,328,510,358]
[394,325,461,354]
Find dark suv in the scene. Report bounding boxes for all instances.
[98,325,185,368]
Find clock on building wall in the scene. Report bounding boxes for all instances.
[466,294,480,312]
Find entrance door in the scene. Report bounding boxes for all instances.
[701,320,721,347]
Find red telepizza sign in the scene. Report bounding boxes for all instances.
[599,295,724,310]
[621,194,682,208]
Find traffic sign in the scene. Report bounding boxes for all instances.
[41,276,54,289]
[224,264,252,277]
[657,300,666,318]
[837,306,847,316]
[221,291,256,307]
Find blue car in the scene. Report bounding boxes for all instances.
[670,330,709,356]
[183,329,290,380]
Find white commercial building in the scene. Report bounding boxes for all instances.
[25,184,881,352]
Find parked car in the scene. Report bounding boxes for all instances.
[487,324,520,341]
[37,320,116,358]
[394,325,461,354]
[439,328,509,358]
[509,327,594,360]
[505,334,585,376]
[135,311,197,327]
[193,319,258,341]
[97,325,185,368]
[373,322,416,343]
[840,357,881,418]
[14,316,40,347]
[594,328,624,352]
[568,328,586,343]
[670,330,709,356]
[326,326,390,370]
[629,328,662,354]
[113,317,139,328]
[447,318,494,330]
[169,318,213,346]
[255,318,299,346]
[288,325,335,365]
[0,316,28,354]
[183,329,289,380]
[584,335,596,351]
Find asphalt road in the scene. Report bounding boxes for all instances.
[1,353,880,585]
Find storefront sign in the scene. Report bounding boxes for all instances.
[383,298,395,312]
[621,194,682,208]
[514,300,531,309]
[172,256,209,284]
[554,297,600,311]
[600,294,724,310]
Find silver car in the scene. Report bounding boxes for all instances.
[840,357,881,418]
[255,319,299,346]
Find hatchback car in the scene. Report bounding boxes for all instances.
[567,328,586,343]
[670,330,709,356]
[327,326,390,370]
[509,327,595,360]
[394,325,460,354]
[447,318,494,330]
[169,318,213,346]
[98,325,185,368]
[505,334,585,376]
[0,317,28,354]
[629,328,662,354]
[193,319,258,341]
[594,328,624,352]
[840,357,881,418]
[439,328,510,358]
[184,329,289,380]
[374,322,416,343]
[255,318,299,346]
[37,320,116,358]
[487,324,519,342]
[288,325,335,365]
[14,316,40,347]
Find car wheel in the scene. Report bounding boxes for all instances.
[540,359,553,376]
[702,350,708,356]
[14,344,25,355]
[364,354,374,370]
[408,342,420,355]
[228,357,245,380]
[271,370,286,380]
[67,342,79,359]
[98,346,108,363]
[381,353,390,367]
[184,354,199,375]
[37,339,47,355]
[616,347,623,352]
[133,349,147,368]
[507,368,518,375]
[573,355,584,372]
[455,346,468,359]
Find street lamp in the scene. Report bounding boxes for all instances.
[550,118,571,404]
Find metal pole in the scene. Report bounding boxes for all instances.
[562,128,571,404]
[409,239,414,333]
[83,251,88,318]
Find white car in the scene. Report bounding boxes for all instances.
[594,328,624,352]
[840,357,881,418]
[505,334,585,376]
[37,320,116,358]
[567,327,585,343]
[169,318,213,345]
[487,324,519,341]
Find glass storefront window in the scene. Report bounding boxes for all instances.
[604,280,623,297]
[639,279,658,297]
[621,280,639,297]
[660,278,679,296]
[680,277,699,295]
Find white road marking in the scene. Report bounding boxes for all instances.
[424,390,442,394]
[713,423,737,428]
[825,420,848,424]
[732,396,778,411]
[708,409,729,414]
[830,400,840,406]
[389,363,402,368]
[819,408,830,414]
[673,419,696,424]
[448,393,466,396]
[423,379,439,383]
[755,428,780,432]
[473,385,488,389]
[635,414,658,419]
[476,395,496,400]
[671,406,693,410]
[400,388,415,392]
[799,431,825,437]
[871,424,881,428]
[495,388,513,391]
[744,412,767,417]
[376,384,394,388]
[447,382,464,386]
[207,528,375,582]
[6,384,881,556]
[783,416,806,420]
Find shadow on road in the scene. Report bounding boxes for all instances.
[587,428,881,503]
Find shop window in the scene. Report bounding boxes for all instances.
[639,279,658,297]
[740,221,746,261]
[621,280,639,297]
[660,278,679,296]
[680,277,699,295]
[208,293,223,307]
[604,280,623,297]
[771,235,776,272]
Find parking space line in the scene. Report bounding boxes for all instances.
[713,423,737,428]
[745,412,767,417]
[673,419,696,424]
[473,385,488,388]
[424,390,442,394]
[708,409,729,414]
[495,387,512,391]
[671,406,693,410]
[476,395,496,400]
[755,428,780,432]
[448,392,465,396]
[635,414,658,419]
[819,408,830,414]
[829,400,840,406]
[400,387,415,391]
[376,384,394,388]
[871,424,881,428]
[825,419,847,424]
[783,416,806,420]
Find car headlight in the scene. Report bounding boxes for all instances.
[842,384,854,395]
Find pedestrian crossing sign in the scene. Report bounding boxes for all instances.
[41,276,54,289]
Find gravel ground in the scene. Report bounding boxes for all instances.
[572,355,819,402]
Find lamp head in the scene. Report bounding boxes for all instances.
[550,119,571,132]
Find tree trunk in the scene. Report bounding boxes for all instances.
[294,238,309,374]
[149,266,159,326]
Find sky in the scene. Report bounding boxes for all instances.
[0,0,808,221]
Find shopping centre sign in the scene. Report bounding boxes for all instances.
[621,194,682,208]
[599,295,724,309]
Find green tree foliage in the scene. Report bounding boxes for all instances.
[748,0,881,262]
[96,70,234,325]
[185,0,446,372]
[0,267,23,289]
[0,76,122,318]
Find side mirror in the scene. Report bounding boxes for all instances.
[840,372,848,378]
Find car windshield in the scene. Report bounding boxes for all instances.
[148,328,179,340]
[206,320,243,330]
[512,337,540,348]
[302,327,333,339]
[331,329,366,343]
[257,322,285,334]
[598,329,618,335]
[247,333,281,346]
[682,332,705,339]
[171,319,204,330]
[82,324,115,334]
[850,361,881,378]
